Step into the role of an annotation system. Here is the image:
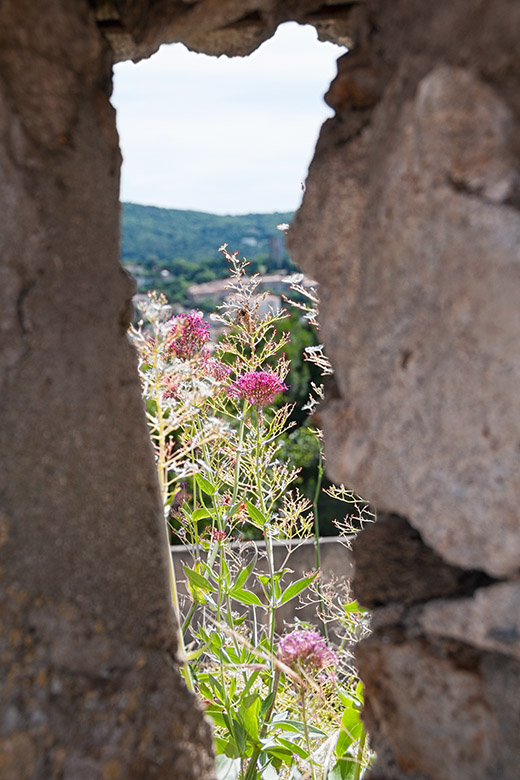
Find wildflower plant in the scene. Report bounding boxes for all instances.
[129,245,374,779]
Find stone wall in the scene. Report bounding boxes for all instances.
[0,1,214,777]
[1,0,519,777]
[288,1,520,777]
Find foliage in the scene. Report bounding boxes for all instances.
[122,202,294,264]
[129,246,374,779]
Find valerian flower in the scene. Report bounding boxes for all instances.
[277,629,337,674]
[228,370,287,408]
[201,352,232,383]
[168,311,210,359]
[161,373,181,400]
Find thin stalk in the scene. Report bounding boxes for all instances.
[182,602,196,634]
[264,531,277,655]
[300,687,316,780]
[244,671,281,780]
[152,333,194,691]
[312,443,328,640]
[232,400,248,504]
[353,728,367,780]
[166,538,194,691]
[254,415,277,672]
[312,446,324,573]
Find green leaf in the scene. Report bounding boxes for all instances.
[263,745,293,761]
[335,728,353,758]
[195,473,216,496]
[260,690,275,719]
[341,706,363,737]
[230,587,263,607]
[215,755,241,780]
[280,574,317,605]
[234,551,257,590]
[214,736,227,754]
[239,693,261,743]
[184,566,216,593]
[207,708,228,730]
[232,719,248,755]
[207,674,225,699]
[275,737,309,759]
[337,687,356,709]
[343,600,363,615]
[355,680,365,705]
[242,670,260,698]
[192,507,211,522]
[245,500,268,528]
[328,758,359,780]
[273,719,327,738]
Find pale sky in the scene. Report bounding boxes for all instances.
[111,23,345,215]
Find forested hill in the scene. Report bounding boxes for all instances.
[121,202,294,265]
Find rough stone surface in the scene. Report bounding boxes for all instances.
[353,514,495,609]
[286,1,520,777]
[0,1,213,776]
[291,50,520,579]
[95,0,359,62]
[3,0,520,778]
[358,636,520,780]
[420,582,520,661]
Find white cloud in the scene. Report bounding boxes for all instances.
[112,22,345,214]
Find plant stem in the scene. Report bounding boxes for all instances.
[244,671,281,780]
[152,331,194,691]
[254,416,277,674]
[300,687,316,780]
[232,400,248,504]
[167,544,194,692]
[312,445,324,573]
[182,602,196,634]
[353,727,367,780]
[312,443,328,640]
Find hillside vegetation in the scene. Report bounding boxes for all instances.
[121,202,295,303]
[122,202,293,263]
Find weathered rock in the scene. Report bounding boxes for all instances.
[3,0,520,777]
[0,0,213,776]
[95,0,359,61]
[289,4,520,580]
[353,514,495,609]
[420,582,520,661]
[358,636,520,780]
[287,2,520,777]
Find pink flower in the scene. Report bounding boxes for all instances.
[162,374,181,400]
[211,529,227,542]
[169,312,210,360]
[201,353,232,382]
[228,370,287,408]
[277,630,337,673]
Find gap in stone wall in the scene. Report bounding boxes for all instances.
[111,22,346,216]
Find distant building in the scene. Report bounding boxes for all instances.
[186,272,318,306]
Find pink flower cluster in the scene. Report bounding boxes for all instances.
[228,370,287,408]
[277,629,338,673]
[161,374,181,400]
[169,312,210,360]
[202,355,232,383]
[211,528,227,542]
